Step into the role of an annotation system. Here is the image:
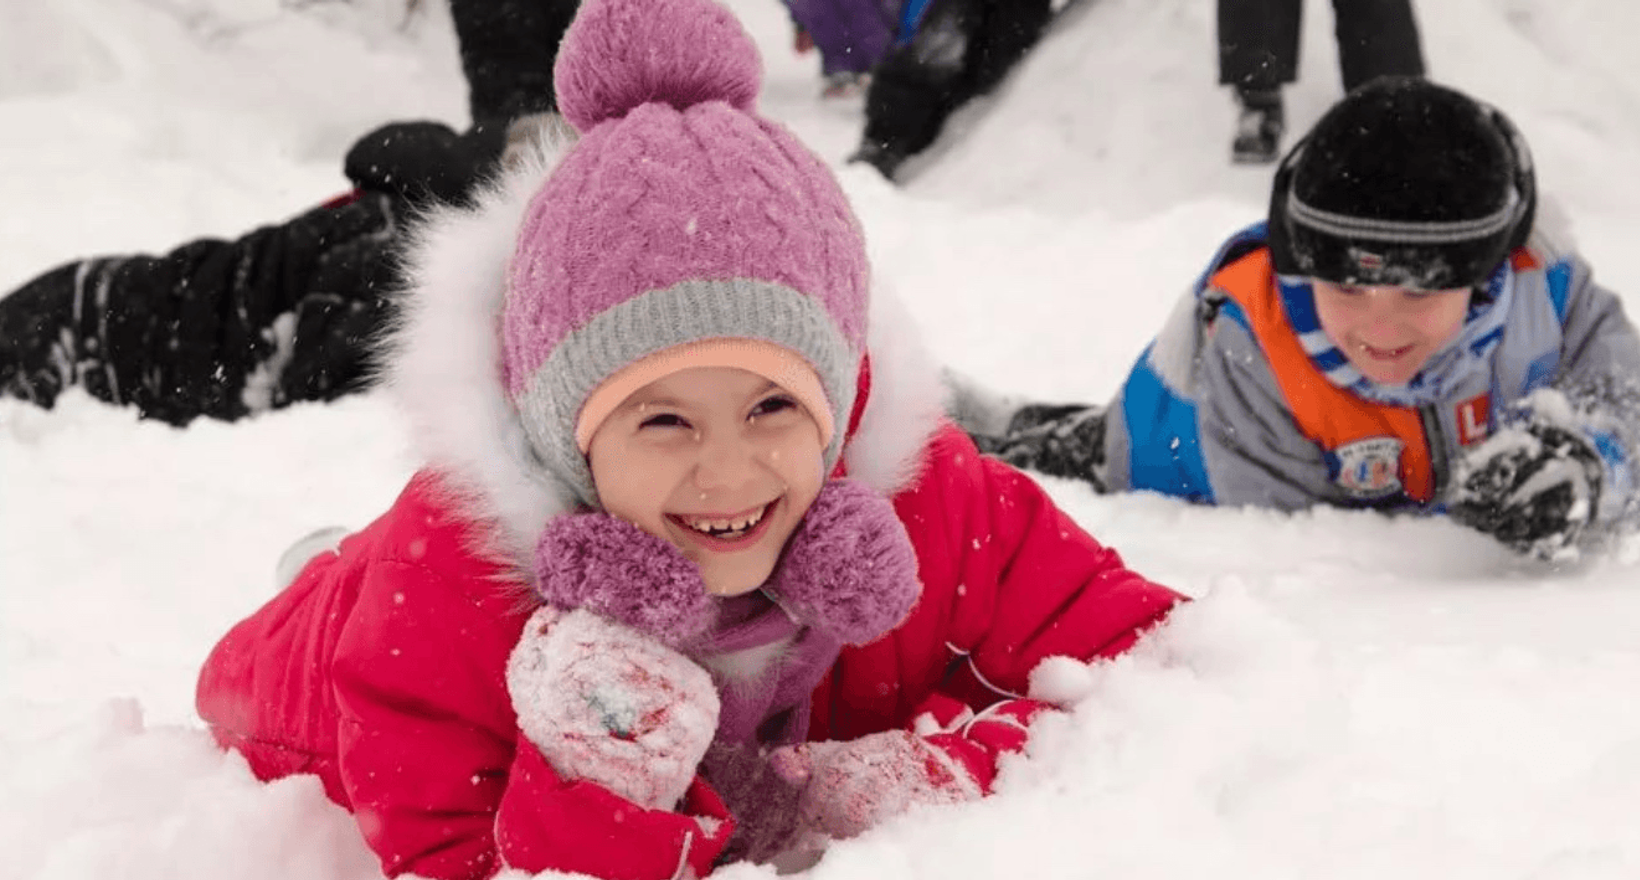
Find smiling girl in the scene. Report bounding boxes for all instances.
[193,1,1184,877]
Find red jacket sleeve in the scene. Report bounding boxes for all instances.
[907,692,1050,793]
[331,559,733,880]
[813,424,1185,741]
[900,424,1184,706]
[330,558,524,879]
[496,746,732,880]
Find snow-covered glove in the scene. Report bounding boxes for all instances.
[506,606,721,811]
[1449,419,1604,559]
[769,696,1045,841]
[764,479,921,645]
[534,512,716,649]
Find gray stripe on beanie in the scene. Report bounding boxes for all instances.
[515,278,859,506]
[1288,187,1520,245]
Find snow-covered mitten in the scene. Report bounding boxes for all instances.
[770,695,1045,841]
[1449,418,1603,559]
[765,479,921,645]
[506,606,721,811]
[534,513,716,649]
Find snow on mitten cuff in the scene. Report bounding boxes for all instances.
[766,479,921,645]
[506,607,721,811]
[535,512,715,649]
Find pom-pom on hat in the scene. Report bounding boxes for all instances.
[1268,76,1536,291]
[501,0,870,507]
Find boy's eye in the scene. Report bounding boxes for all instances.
[750,395,798,418]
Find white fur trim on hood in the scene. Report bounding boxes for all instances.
[380,134,947,575]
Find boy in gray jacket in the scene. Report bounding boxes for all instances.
[955,77,1640,561]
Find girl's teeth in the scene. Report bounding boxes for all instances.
[685,506,765,535]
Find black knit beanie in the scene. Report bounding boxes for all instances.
[1268,76,1535,290]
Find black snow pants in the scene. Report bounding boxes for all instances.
[1217,0,1425,93]
[0,191,401,425]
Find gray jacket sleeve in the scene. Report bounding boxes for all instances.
[1551,248,1640,391]
[1538,237,1640,527]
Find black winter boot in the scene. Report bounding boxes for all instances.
[1231,88,1285,164]
[848,138,909,182]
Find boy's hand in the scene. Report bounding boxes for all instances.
[506,607,720,811]
[534,512,715,649]
[1449,420,1603,559]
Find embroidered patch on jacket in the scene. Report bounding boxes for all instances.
[1455,394,1492,446]
[1331,437,1405,498]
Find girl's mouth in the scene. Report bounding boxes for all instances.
[669,500,778,548]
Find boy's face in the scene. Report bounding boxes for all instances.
[1311,280,1473,386]
[586,366,827,598]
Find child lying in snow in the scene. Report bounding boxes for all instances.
[953,77,1640,562]
[194,1,1185,877]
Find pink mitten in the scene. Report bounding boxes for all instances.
[506,606,721,811]
[534,512,715,649]
[765,479,921,645]
[771,696,1046,840]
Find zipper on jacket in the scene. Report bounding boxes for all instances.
[1419,403,1452,503]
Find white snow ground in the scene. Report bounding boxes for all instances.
[3,0,1640,878]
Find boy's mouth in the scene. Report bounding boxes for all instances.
[670,500,778,544]
[1357,341,1415,361]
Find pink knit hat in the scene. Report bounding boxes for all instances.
[502,0,870,506]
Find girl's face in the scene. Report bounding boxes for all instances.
[1311,280,1473,386]
[586,366,827,598]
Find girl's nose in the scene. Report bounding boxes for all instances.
[692,431,758,491]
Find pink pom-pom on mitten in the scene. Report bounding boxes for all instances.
[506,607,721,811]
[535,513,716,649]
[766,479,921,645]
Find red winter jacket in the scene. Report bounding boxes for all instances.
[196,143,1184,880]
[197,423,1181,880]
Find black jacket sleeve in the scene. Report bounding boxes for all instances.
[0,191,400,425]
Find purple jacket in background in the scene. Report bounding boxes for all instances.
[783,0,901,74]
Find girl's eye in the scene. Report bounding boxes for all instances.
[639,413,690,430]
[750,395,798,418]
